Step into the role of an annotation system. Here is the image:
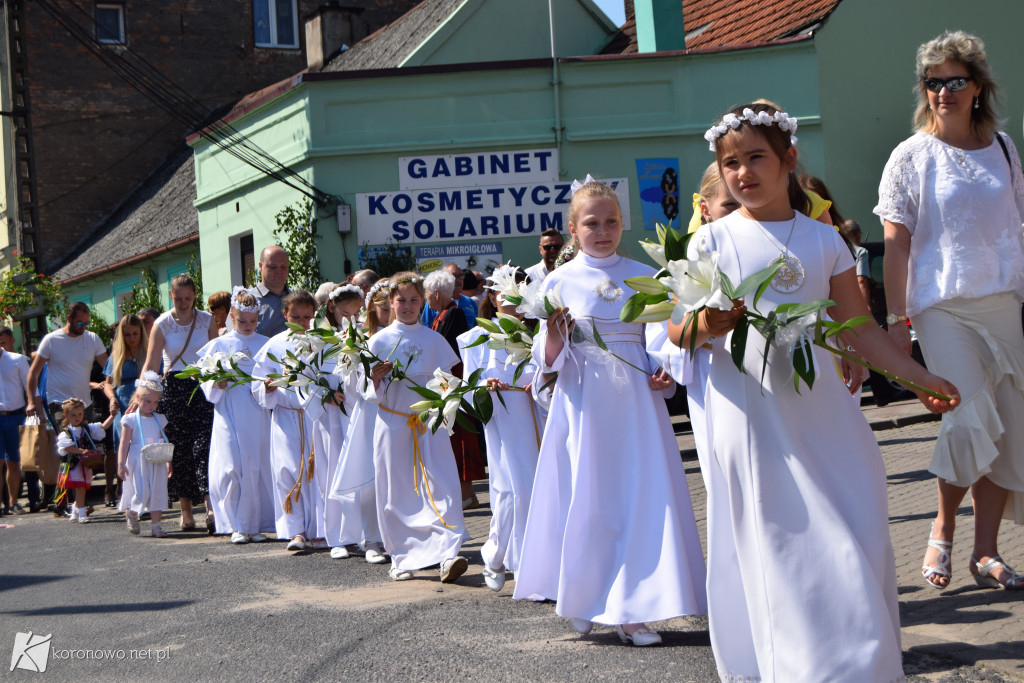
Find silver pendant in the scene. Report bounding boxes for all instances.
[770,254,804,294]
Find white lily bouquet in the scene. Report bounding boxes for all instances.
[407,367,494,436]
[176,350,255,400]
[620,224,950,399]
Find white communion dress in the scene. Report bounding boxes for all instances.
[511,251,708,626]
[694,211,903,683]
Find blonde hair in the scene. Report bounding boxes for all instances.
[914,31,1000,141]
[697,162,724,225]
[365,286,390,335]
[59,398,86,430]
[567,181,620,226]
[110,315,148,387]
[230,289,257,311]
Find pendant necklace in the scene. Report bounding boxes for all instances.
[746,211,804,294]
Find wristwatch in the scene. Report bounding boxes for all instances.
[885,313,908,326]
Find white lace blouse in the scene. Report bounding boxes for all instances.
[873,131,1024,317]
[157,309,213,372]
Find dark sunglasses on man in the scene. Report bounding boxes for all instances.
[922,76,973,93]
[541,244,563,252]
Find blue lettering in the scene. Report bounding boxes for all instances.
[508,186,527,207]
[480,216,499,236]
[514,152,529,172]
[490,154,509,175]
[531,185,550,205]
[535,150,553,172]
[541,213,563,230]
[392,194,412,214]
[466,189,483,210]
[439,192,462,211]
[455,157,472,176]
[516,214,536,234]
[407,159,427,179]
[392,220,410,240]
[486,188,504,207]
[503,215,512,234]
[555,183,572,204]
[368,194,387,215]
[414,220,434,240]
[432,158,451,177]
[417,192,435,212]
[458,217,477,237]
[439,219,454,239]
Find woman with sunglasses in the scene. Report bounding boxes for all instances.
[875,31,1024,591]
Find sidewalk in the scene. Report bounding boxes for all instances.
[664,395,1024,681]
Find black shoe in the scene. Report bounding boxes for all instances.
[140,511,151,520]
[28,501,41,513]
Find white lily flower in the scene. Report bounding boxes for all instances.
[775,313,817,349]
[409,400,434,413]
[486,262,522,303]
[426,368,462,397]
[515,278,548,319]
[639,241,668,268]
[663,251,733,324]
[267,377,291,388]
[427,396,462,436]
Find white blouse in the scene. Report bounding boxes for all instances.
[157,309,213,372]
[874,131,1024,317]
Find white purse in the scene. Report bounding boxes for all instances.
[137,411,174,464]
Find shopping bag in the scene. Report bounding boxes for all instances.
[19,416,59,483]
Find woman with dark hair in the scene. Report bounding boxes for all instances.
[876,31,1024,590]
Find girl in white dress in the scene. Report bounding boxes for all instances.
[678,102,959,682]
[458,272,545,591]
[325,283,387,564]
[367,272,469,583]
[198,287,273,544]
[57,398,114,523]
[512,180,708,647]
[117,373,170,537]
[252,290,328,553]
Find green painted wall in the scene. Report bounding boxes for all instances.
[816,0,1024,240]
[193,41,824,294]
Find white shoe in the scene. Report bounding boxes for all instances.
[68,508,80,522]
[250,533,268,543]
[364,542,387,564]
[330,546,350,559]
[389,565,413,581]
[310,539,329,550]
[570,618,593,635]
[230,532,249,544]
[616,624,662,647]
[482,565,506,591]
[126,511,141,535]
[151,523,167,538]
[76,508,90,524]
[439,556,469,583]
[286,535,306,551]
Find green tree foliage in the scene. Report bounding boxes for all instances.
[186,253,205,310]
[87,310,112,347]
[121,268,164,317]
[272,199,322,292]
[0,253,67,322]
[359,240,417,277]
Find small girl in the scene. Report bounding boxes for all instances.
[512,179,708,646]
[368,272,469,583]
[326,282,388,564]
[677,102,958,681]
[57,398,115,523]
[458,268,545,591]
[117,372,171,537]
[364,279,391,335]
[252,290,328,552]
[199,287,274,544]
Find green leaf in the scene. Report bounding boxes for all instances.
[494,388,509,412]
[454,410,478,433]
[619,292,648,323]
[730,315,748,374]
[512,358,530,387]
[752,272,774,313]
[474,387,493,423]
[543,295,555,317]
[538,373,558,393]
[408,385,442,401]
[476,318,501,334]
[624,276,665,296]
[285,322,305,334]
[497,316,518,335]
[464,333,489,349]
[631,301,675,324]
[792,338,815,392]
[590,322,608,351]
[719,270,735,300]
[467,367,485,388]
[733,262,783,301]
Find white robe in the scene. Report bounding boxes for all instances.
[368,321,467,571]
[326,362,383,547]
[309,352,356,548]
[198,331,274,536]
[695,212,902,683]
[512,252,708,625]
[458,324,545,574]
[252,331,326,540]
[118,413,169,515]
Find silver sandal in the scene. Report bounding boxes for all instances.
[971,555,1024,590]
[922,536,952,589]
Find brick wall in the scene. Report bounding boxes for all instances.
[24,0,419,271]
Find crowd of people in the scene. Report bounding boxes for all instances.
[1,29,1022,682]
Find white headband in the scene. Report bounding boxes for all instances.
[135,370,164,393]
[230,286,259,313]
[704,108,799,152]
[329,283,363,302]
[364,279,390,309]
[569,174,598,196]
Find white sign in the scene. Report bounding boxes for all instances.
[399,148,558,190]
[10,632,51,672]
[356,178,631,246]
[415,242,503,275]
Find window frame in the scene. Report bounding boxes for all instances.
[95,3,126,45]
[112,278,138,320]
[253,0,300,50]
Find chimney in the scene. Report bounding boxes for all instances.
[304,3,367,70]
[633,0,685,53]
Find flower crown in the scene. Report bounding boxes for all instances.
[329,283,363,302]
[365,279,390,309]
[569,174,598,196]
[230,286,259,313]
[704,108,799,152]
[135,370,165,393]
[61,397,86,410]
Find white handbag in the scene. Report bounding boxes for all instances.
[137,411,174,464]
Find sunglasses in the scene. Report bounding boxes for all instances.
[73,320,88,328]
[541,244,563,251]
[922,76,973,93]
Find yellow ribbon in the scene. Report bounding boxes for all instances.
[379,405,454,529]
[281,407,315,515]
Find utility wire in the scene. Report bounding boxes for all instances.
[35,0,334,205]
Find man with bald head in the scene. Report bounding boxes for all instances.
[254,245,291,337]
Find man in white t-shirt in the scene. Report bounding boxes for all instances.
[524,229,564,284]
[26,302,112,427]
[0,327,30,514]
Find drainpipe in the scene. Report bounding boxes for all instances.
[547,0,562,151]
[634,0,685,53]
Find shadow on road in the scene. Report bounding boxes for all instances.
[3,600,193,616]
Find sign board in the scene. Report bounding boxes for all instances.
[398,149,558,190]
[414,242,503,275]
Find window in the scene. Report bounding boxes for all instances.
[240,234,256,287]
[95,3,125,45]
[112,279,138,320]
[253,0,299,49]
[165,263,188,308]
